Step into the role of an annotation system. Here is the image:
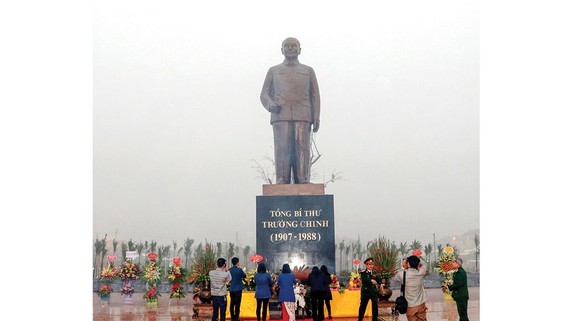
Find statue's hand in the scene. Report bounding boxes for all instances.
[269,104,281,113]
[313,121,320,132]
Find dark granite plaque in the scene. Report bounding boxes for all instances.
[256,195,335,273]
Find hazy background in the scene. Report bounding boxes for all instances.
[93,0,479,250]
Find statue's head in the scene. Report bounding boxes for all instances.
[281,37,301,58]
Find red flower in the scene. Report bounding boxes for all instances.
[173,257,182,266]
[412,249,422,257]
[250,254,263,263]
[353,259,361,265]
[147,252,158,259]
[107,254,117,261]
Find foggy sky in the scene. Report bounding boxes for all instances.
[93,0,479,250]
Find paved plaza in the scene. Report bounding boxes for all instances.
[93,287,479,321]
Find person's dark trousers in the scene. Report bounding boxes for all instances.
[256,298,270,321]
[324,299,331,318]
[212,295,227,321]
[357,295,378,321]
[311,291,325,321]
[456,300,469,321]
[230,291,243,321]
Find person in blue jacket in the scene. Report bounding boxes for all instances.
[229,257,247,321]
[277,264,297,321]
[254,263,273,321]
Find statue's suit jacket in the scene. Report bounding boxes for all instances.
[260,61,320,125]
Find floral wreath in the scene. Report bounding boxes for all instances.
[97,255,118,298]
[168,257,188,299]
[143,253,162,303]
[436,246,458,294]
[119,259,141,295]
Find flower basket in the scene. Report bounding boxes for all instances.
[243,268,256,291]
[144,285,161,304]
[348,271,362,289]
[119,260,140,301]
[168,258,188,299]
[98,284,113,301]
[329,273,340,290]
[436,247,458,295]
[98,261,118,284]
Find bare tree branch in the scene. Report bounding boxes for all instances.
[323,169,345,187]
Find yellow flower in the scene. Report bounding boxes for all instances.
[443,247,454,254]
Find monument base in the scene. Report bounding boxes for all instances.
[262,183,324,196]
[256,192,335,272]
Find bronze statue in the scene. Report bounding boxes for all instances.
[260,37,321,184]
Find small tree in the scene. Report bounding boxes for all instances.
[216,242,223,258]
[242,245,251,270]
[344,246,350,272]
[409,240,422,253]
[173,241,178,258]
[183,238,195,270]
[112,239,119,255]
[398,242,408,261]
[94,235,106,277]
[227,242,235,260]
[121,242,128,264]
[338,240,345,274]
[424,243,433,272]
[100,234,108,274]
[474,234,480,273]
[136,242,145,265]
[149,241,157,254]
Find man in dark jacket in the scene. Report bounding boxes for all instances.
[357,258,381,321]
[444,258,470,321]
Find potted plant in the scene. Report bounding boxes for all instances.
[188,242,216,304]
[368,236,399,300]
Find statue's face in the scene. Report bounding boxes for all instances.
[281,39,300,59]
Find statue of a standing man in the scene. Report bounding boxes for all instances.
[260,37,321,184]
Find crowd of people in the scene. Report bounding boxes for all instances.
[208,255,470,321]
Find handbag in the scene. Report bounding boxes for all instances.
[395,271,408,314]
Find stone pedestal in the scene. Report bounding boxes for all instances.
[256,184,335,273]
[262,183,325,196]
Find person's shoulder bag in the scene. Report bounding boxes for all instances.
[395,271,408,314]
